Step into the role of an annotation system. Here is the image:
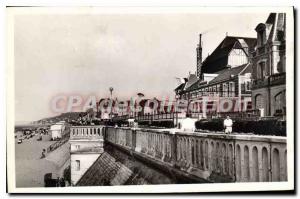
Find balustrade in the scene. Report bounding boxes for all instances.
[70,126,104,140]
[104,126,287,182]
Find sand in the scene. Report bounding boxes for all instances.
[15,134,70,187]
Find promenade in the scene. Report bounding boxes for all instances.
[15,134,70,187]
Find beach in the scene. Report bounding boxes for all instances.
[15,134,70,187]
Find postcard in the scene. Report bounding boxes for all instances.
[6,6,294,193]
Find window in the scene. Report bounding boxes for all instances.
[258,30,264,46]
[257,62,265,79]
[75,160,80,171]
[197,91,201,97]
[193,92,196,98]
[217,84,220,91]
[274,91,286,114]
[76,145,80,149]
[255,94,264,110]
[256,24,266,47]
[245,81,251,91]
[229,82,235,97]
[213,86,217,96]
[204,88,208,96]
[213,86,216,91]
[223,83,228,97]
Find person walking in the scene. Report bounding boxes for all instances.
[223,116,233,134]
[180,113,196,132]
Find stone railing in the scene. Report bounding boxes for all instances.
[70,126,104,140]
[104,127,287,183]
[253,73,286,90]
[207,109,260,121]
[269,72,286,86]
[252,79,269,89]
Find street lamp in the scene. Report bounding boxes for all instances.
[109,87,113,119]
[109,87,113,98]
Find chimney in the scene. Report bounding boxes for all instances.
[196,34,203,78]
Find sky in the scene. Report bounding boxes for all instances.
[14,12,270,122]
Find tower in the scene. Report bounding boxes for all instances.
[196,34,203,78]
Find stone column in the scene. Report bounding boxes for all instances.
[171,133,177,166]
[131,129,136,151]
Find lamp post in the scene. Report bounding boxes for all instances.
[109,87,113,119]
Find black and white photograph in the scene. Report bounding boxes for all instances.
[5,6,294,193]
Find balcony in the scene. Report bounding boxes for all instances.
[269,72,286,86]
[252,73,285,89]
[252,79,269,89]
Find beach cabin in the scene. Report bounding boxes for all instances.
[50,122,66,140]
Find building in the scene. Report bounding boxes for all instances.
[69,126,104,185]
[97,98,165,119]
[251,13,286,119]
[50,121,67,140]
[175,35,256,116]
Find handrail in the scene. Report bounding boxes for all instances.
[104,126,287,182]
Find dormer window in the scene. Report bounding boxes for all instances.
[257,61,266,80]
[258,30,265,46]
[255,23,266,47]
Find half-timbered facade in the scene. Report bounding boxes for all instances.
[175,36,256,116]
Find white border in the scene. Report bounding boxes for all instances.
[6,6,294,193]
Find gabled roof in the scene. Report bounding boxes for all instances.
[184,74,199,90]
[201,36,256,74]
[185,79,208,92]
[256,13,286,43]
[209,64,250,84]
[268,13,286,42]
[174,82,185,92]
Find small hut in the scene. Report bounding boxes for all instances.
[50,121,66,140]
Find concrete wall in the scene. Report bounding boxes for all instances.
[270,84,286,116]
[70,140,104,152]
[105,127,287,183]
[252,83,286,117]
[69,125,105,185]
[71,153,101,185]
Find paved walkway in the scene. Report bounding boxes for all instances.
[15,134,69,187]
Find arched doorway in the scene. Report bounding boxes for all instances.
[274,90,286,116]
[255,94,264,117]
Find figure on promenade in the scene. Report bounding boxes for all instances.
[223,116,233,134]
[180,113,196,132]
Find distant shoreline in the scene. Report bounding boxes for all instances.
[14,123,50,132]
